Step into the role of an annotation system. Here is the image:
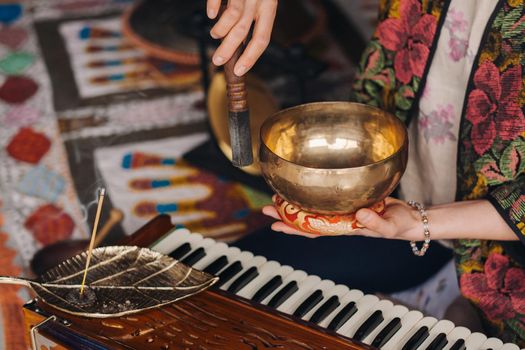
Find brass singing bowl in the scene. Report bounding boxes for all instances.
[259,102,408,215]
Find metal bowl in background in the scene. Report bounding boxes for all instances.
[259,102,408,215]
[208,72,278,175]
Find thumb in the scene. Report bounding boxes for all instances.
[356,209,396,238]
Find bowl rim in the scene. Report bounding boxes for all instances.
[259,101,408,171]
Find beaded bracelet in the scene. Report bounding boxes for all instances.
[407,200,431,257]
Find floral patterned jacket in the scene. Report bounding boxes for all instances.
[352,0,525,345]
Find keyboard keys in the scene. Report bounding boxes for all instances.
[382,311,424,350]
[403,326,430,350]
[293,290,324,318]
[371,317,402,348]
[449,339,466,350]
[216,261,244,287]
[399,317,438,350]
[321,289,364,329]
[268,281,299,308]
[261,270,307,305]
[276,275,323,314]
[463,332,487,350]
[353,309,384,341]
[500,344,520,350]
[327,302,357,331]
[169,242,192,260]
[426,333,448,350]
[443,327,470,350]
[294,280,338,319]
[307,285,350,324]
[191,242,230,270]
[309,295,341,324]
[151,229,521,350]
[251,275,283,302]
[363,304,408,345]
[219,255,267,291]
[416,320,455,350]
[203,255,229,274]
[150,228,191,254]
[227,266,259,294]
[479,338,504,350]
[181,247,206,265]
[336,294,380,337]
[236,262,290,300]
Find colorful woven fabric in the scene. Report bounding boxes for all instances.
[353,0,525,344]
[16,165,66,202]
[24,204,75,246]
[6,127,51,164]
[0,76,38,104]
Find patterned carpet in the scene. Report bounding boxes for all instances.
[0,1,372,348]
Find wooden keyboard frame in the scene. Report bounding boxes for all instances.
[23,215,373,350]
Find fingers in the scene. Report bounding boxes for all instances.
[210,0,245,40]
[262,205,280,220]
[271,222,319,238]
[212,0,256,66]
[356,208,397,238]
[234,0,276,76]
[207,0,221,19]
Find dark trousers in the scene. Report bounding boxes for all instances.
[232,225,453,294]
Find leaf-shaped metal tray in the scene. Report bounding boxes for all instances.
[0,246,218,318]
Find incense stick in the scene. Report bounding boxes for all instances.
[80,188,106,296]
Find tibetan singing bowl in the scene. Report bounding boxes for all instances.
[259,102,408,234]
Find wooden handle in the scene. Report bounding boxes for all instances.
[91,208,124,248]
[219,1,248,113]
[218,1,253,167]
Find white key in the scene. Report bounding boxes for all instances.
[463,332,487,350]
[184,237,217,261]
[276,275,323,314]
[343,299,394,340]
[303,284,350,322]
[260,270,309,305]
[174,233,205,259]
[416,320,455,350]
[397,316,438,350]
[219,255,267,291]
[281,279,335,315]
[381,310,424,350]
[319,289,365,328]
[479,338,504,350]
[150,228,191,254]
[363,304,409,346]
[336,294,381,338]
[500,344,520,350]
[191,242,230,270]
[236,262,293,299]
[443,327,471,350]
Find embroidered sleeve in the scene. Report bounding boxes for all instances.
[487,177,525,246]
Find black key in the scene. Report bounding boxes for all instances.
[309,296,341,324]
[169,243,191,260]
[450,339,466,350]
[293,290,324,318]
[251,276,283,303]
[425,333,448,350]
[181,247,206,266]
[402,326,430,350]
[203,256,228,275]
[215,261,243,287]
[267,281,299,308]
[371,317,402,348]
[227,267,259,294]
[327,302,357,331]
[353,310,384,341]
